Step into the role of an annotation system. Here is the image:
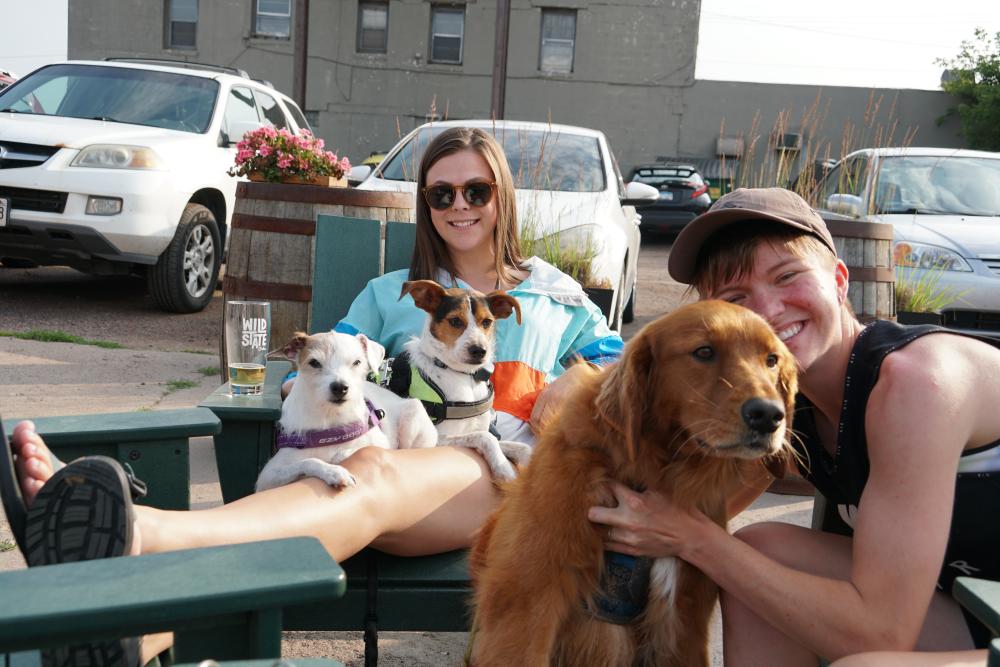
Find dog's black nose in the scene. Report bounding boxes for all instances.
[329,381,349,399]
[467,345,487,361]
[741,398,785,434]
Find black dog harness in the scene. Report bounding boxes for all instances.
[384,351,495,426]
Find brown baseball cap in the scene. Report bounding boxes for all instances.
[667,187,837,284]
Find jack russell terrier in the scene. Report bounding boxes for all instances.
[255,331,437,492]
[386,280,533,481]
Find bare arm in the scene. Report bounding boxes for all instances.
[590,339,979,658]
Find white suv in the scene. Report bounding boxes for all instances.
[0,59,310,312]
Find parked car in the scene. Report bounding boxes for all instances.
[354,120,658,330]
[0,59,310,312]
[628,163,711,235]
[0,70,16,90]
[815,147,1000,334]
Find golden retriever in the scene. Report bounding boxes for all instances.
[469,300,798,666]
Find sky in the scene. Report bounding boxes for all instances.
[2,0,999,90]
[695,0,1000,90]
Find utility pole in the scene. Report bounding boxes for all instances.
[293,0,310,112]
[490,0,511,119]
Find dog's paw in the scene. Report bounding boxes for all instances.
[499,440,533,466]
[318,465,357,488]
[489,456,518,482]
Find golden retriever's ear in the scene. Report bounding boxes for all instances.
[400,280,445,314]
[594,331,653,462]
[485,291,522,325]
[281,332,310,362]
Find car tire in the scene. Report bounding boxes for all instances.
[623,283,636,324]
[148,203,221,313]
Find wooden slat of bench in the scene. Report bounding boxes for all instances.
[2,408,220,511]
[311,215,381,335]
[0,538,345,662]
[954,577,1000,635]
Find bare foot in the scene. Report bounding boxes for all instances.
[11,420,60,507]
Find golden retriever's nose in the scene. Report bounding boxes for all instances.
[741,398,785,434]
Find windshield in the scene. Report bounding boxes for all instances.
[377,126,606,192]
[0,63,219,134]
[874,155,1000,217]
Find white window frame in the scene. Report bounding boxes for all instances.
[429,6,464,65]
[539,8,577,74]
[254,0,292,39]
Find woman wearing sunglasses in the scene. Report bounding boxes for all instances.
[6,127,622,666]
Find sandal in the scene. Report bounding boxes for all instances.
[24,455,146,566]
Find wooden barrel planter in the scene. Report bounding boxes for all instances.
[221,182,414,372]
[822,217,896,323]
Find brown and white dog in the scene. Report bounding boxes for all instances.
[469,301,798,666]
[395,280,532,481]
[255,330,438,492]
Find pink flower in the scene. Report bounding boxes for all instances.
[277,155,292,169]
[259,144,272,157]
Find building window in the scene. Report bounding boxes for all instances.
[539,8,576,74]
[255,0,291,38]
[357,1,389,54]
[166,0,198,49]
[430,6,464,64]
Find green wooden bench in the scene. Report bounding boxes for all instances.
[953,577,1000,665]
[0,538,345,665]
[201,214,472,666]
[2,408,221,510]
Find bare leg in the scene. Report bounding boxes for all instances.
[138,444,499,562]
[830,650,986,667]
[12,420,499,563]
[722,522,975,667]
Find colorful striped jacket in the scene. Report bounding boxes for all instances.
[334,257,623,442]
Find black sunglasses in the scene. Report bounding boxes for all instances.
[421,180,497,210]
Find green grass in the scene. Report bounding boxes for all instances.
[0,329,125,349]
[0,539,14,553]
[197,365,220,376]
[896,266,968,313]
[182,348,215,355]
[165,379,199,393]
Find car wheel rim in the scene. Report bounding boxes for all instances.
[183,223,215,299]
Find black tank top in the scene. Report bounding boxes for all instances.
[792,320,1000,648]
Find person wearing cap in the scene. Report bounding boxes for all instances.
[588,187,1000,666]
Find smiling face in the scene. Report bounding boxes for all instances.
[424,148,500,262]
[705,241,848,374]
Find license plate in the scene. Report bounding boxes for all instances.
[659,191,674,201]
[0,196,8,227]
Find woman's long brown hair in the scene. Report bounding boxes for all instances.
[409,127,525,286]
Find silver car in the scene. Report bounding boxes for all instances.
[816,147,1000,335]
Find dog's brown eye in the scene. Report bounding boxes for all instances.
[353,359,362,367]
[481,318,493,329]
[766,353,779,368]
[449,317,464,328]
[693,346,714,361]
[308,358,322,369]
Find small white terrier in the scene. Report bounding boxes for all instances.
[255,331,437,492]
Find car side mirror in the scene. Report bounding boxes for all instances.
[825,193,864,218]
[621,181,659,207]
[347,164,372,185]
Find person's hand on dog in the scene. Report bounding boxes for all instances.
[588,481,718,559]
[530,363,591,434]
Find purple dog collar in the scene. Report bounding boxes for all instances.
[276,399,384,449]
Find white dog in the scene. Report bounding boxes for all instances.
[255,331,437,492]
[389,280,534,481]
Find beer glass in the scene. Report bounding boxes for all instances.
[224,300,270,395]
